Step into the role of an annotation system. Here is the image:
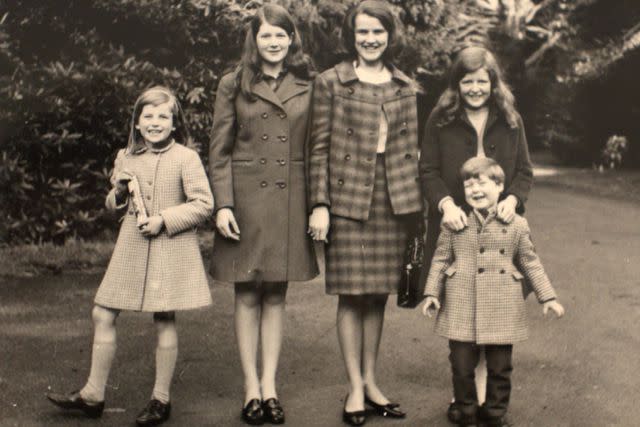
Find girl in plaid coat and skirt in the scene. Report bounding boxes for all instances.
[308,1,422,425]
[46,87,214,426]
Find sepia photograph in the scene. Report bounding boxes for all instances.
[1,0,638,426]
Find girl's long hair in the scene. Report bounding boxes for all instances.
[127,86,192,154]
[340,0,402,66]
[433,46,519,128]
[235,4,314,100]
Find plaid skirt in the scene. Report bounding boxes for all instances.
[326,154,408,295]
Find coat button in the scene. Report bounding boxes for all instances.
[345,154,351,161]
[279,112,287,119]
[404,153,412,159]
[500,249,505,255]
[147,181,153,186]
[479,247,485,254]
[490,144,496,150]
[478,268,485,273]
[260,158,267,164]
[278,182,287,189]
[279,135,288,142]
[348,87,354,94]
[500,269,506,274]
[261,112,268,119]
[338,179,344,185]
[400,128,407,135]
[260,181,268,188]
[146,195,151,200]
[278,159,286,166]
[367,156,373,162]
[347,128,353,136]
[261,134,269,141]
[502,228,507,234]
[402,121,408,126]
[396,89,402,95]
[364,181,371,187]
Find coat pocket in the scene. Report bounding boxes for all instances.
[444,265,456,277]
[511,270,524,281]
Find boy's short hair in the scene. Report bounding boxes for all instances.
[460,157,505,184]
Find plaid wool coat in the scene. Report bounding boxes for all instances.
[308,61,422,220]
[95,142,214,312]
[424,211,557,344]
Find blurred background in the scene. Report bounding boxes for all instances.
[1,0,639,246]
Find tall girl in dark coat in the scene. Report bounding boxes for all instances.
[308,1,422,425]
[208,4,318,425]
[418,45,534,422]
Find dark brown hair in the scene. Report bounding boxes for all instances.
[340,0,402,65]
[433,46,519,128]
[460,156,505,185]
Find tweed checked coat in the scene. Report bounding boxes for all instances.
[418,108,533,286]
[208,70,318,283]
[424,212,557,344]
[308,61,422,220]
[95,142,214,312]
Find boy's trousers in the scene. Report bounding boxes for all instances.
[449,340,513,421]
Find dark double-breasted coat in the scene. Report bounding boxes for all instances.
[208,70,318,283]
[418,107,533,281]
[308,61,423,220]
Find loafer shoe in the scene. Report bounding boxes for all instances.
[343,394,366,426]
[448,401,463,423]
[46,390,104,418]
[262,398,285,424]
[242,398,264,425]
[364,395,406,418]
[135,399,171,426]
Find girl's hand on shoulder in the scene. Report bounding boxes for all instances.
[216,208,240,241]
[543,300,565,318]
[441,200,467,231]
[422,296,440,318]
[497,195,518,223]
[308,205,330,242]
[139,215,164,237]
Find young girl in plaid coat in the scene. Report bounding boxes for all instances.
[46,86,214,426]
[422,157,565,426]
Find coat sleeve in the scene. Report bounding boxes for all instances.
[105,149,129,212]
[514,217,557,303]
[208,73,237,212]
[418,111,450,210]
[505,115,533,212]
[307,73,333,210]
[160,149,214,237]
[423,225,454,298]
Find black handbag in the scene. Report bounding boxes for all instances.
[397,218,426,308]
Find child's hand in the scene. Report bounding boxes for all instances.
[441,200,467,231]
[139,215,164,237]
[216,208,240,241]
[115,170,134,195]
[308,205,330,242]
[422,296,440,318]
[497,195,518,223]
[543,300,565,318]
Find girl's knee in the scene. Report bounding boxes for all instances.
[91,305,118,327]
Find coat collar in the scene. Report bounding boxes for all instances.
[252,71,310,110]
[130,138,176,155]
[334,60,413,86]
[458,104,500,133]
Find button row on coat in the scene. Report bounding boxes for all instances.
[261,112,288,119]
[477,268,508,274]
[260,181,287,189]
[336,179,371,187]
[260,134,288,142]
[479,247,506,254]
[258,158,287,165]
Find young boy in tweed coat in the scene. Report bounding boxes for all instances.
[422,157,565,426]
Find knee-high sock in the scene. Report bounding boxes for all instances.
[152,346,178,404]
[80,342,117,402]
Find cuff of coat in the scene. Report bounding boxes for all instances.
[106,190,128,211]
[159,209,188,237]
[540,297,556,304]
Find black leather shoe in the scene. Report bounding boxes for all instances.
[135,399,171,426]
[342,395,366,426]
[242,399,264,425]
[364,395,406,418]
[448,401,463,423]
[477,405,510,426]
[46,390,104,418]
[262,398,285,424]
